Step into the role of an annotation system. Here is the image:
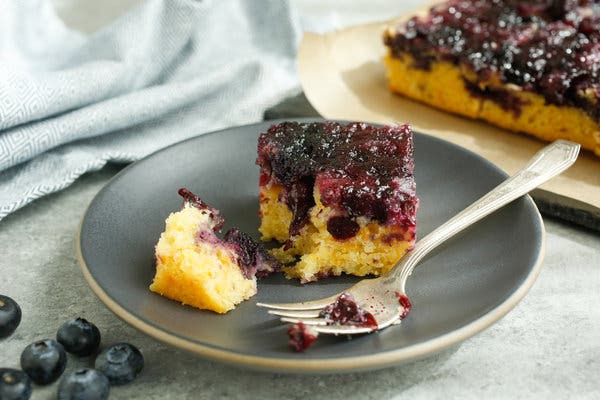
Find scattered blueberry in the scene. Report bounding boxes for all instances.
[95,343,143,385]
[20,339,67,385]
[0,368,32,400]
[57,318,101,356]
[0,295,22,338]
[57,369,109,400]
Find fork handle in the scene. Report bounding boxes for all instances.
[389,140,580,288]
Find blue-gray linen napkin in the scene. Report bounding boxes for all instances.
[0,0,301,220]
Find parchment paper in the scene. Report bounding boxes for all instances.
[298,21,599,227]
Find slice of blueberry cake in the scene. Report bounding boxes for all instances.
[256,121,418,283]
[383,0,600,155]
[149,189,279,313]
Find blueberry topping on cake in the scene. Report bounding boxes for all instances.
[319,293,378,329]
[223,228,280,279]
[178,188,224,231]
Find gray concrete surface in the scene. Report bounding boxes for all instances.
[1,165,599,399]
[2,1,599,398]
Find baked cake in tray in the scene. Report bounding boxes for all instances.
[256,121,418,283]
[383,0,600,155]
[150,189,279,313]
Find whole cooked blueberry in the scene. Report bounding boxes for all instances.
[94,343,143,385]
[20,339,67,384]
[0,295,22,338]
[57,318,101,356]
[57,369,109,400]
[0,368,32,400]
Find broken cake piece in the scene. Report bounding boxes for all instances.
[149,188,280,313]
[256,121,418,283]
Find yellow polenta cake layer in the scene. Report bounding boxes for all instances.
[150,205,256,313]
[383,53,600,156]
[259,182,414,283]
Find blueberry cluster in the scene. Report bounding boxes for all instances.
[0,295,144,400]
[256,122,417,238]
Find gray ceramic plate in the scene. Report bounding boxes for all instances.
[78,119,544,373]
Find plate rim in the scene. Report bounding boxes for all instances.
[77,119,546,373]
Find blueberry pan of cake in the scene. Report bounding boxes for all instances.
[383,0,600,156]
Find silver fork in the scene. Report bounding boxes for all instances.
[257,140,580,335]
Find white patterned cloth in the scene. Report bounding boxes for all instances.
[0,0,300,220]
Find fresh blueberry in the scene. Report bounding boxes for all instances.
[0,295,22,338]
[94,343,143,385]
[57,318,101,356]
[20,339,67,384]
[0,368,32,400]
[57,369,109,400]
